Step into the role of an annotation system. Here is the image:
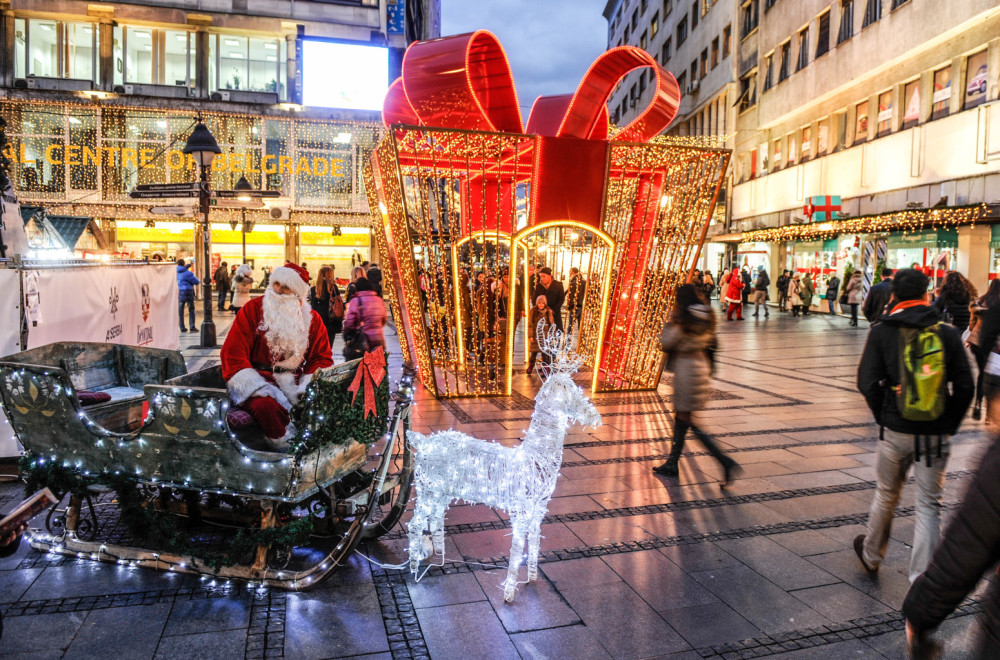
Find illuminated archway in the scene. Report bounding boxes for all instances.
[508,221,615,393]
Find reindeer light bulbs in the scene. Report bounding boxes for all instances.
[407,322,601,602]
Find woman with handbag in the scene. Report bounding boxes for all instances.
[787,273,803,317]
[342,278,387,360]
[843,271,863,326]
[310,265,344,348]
[656,284,741,486]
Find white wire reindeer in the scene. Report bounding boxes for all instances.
[407,322,602,602]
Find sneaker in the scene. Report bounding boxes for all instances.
[853,534,878,574]
[179,328,187,333]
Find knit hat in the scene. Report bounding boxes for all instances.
[269,262,310,298]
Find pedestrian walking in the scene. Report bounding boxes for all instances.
[231,264,253,313]
[718,268,731,312]
[310,265,344,347]
[844,271,863,326]
[533,267,566,332]
[800,273,815,316]
[213,261,231,312]
[787,273,803,317]
[933,271,976,333]
[724,267,745,321]
[701,270,715,302]
[825,273,840,315]
[176,258,200,333]
[343,277,387,357]
[968,280,1000,420]
[566,267,587,333]
[655,284,741,485]
[776,270,790,312]
[863,267,895,324]
[345,266,366,303]
[367,262,384,297]
[855,269,973,582]
[902,433,1000,659]
[526,295,555,374]
[740,267,752,308]
[752,265,770,318]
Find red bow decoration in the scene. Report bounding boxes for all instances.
[381,32,682,235]
[347,346,387,419]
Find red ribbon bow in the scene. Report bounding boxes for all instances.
[347,346,387,419]
[383,31,681,142]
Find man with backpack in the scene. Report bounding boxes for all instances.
[855,268,973,582]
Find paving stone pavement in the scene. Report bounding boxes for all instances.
[0,306,992,659]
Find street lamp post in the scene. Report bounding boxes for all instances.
[235,175,253,266]
[183,121,222,348]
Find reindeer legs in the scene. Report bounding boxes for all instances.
[504,514,529,602]
[526,517,542,581]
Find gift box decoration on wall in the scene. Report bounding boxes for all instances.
[364,30,730,398]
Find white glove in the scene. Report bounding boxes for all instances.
[253,383,292,410]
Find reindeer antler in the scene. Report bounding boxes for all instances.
[535,320,585,376]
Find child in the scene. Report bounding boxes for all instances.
[527,295,555,374]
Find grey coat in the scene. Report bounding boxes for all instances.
[660,318,715,413]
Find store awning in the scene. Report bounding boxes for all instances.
[886,228,958,250]
[19,206,99,250]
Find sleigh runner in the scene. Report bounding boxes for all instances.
[0,342,416,589]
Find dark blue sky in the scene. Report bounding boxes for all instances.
[440,0,609,121]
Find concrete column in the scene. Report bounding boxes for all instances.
[98,19,113,92]
[195,30,210,98]
[958,225,990,294]
[988,37,1000,103]
[284,223,300,264]
[767,241,781,300]
[286,32,299,104]
[1,3,14,88]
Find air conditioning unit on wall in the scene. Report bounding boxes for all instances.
[268,204,290,221]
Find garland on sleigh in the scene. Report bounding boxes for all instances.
[289,368,389,455]
[20,454,319,571]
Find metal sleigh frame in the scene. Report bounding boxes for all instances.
[0,343,417,590]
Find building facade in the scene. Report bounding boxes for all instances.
[603,0,738,275]
[0,0,439,278]
[732,0,1000,302]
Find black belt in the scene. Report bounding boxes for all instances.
[251,362,296,374]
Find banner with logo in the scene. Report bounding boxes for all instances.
[26,264,179,351]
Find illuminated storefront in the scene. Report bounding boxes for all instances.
[0,99,381,270]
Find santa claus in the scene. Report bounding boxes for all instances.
[221,262,333,449]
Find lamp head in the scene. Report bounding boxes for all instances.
[183,122,221,169]
[235,175,253,202]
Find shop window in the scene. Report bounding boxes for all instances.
[8,107,67,194]
[965,50,988,111]
[876,90,893,137]
[838,0,853,44]
[931,66,951,120]
[711,37,720,68]
[295,124,355,209]
[815,11,830,58]
[862,0,881,28]
[677,16,688,45]
[762,53,773,91]
[723,24,731,57]
[778,40,791,82]
[21,19,97,82]
[854,100,869,144]
[901,79,920,129]
[796,27,809,71]
[800,126,811,162]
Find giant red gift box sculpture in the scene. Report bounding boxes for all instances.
[364,31,730,397]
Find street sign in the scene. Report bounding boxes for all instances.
[129,189,200,199]
[134,183,200,193]
[148,206,194,216]
[211,190,282,199]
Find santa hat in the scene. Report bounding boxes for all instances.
[269,262,310,298]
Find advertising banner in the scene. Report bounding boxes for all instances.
[26,264,179,351]
[0,269,21,457]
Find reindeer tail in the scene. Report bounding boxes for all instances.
[406,430,428,450]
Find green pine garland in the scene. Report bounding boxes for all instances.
[289,373,389,455]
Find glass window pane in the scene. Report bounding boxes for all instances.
[66,23,96,81]
[965,50,988,110]
[209,35,217,91]
[932,67,951,120]
[126,27,154,84]
[855,101,869,143]
[263,119,290,196]
[164,30,192,86]
[220,35,249,90]
[68,112,98,190]
[279,39,287,100]
[28,19,58,78]
[876,90,892,136]
[902,80,920,129]
[248,37,280,93]
[113,25,124,86]
[14,19,26,79]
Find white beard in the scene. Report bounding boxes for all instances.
[261,287,311,370]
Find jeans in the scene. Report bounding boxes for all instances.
[566,307,582,333]
[862,428,949,582]
[217,289,228,311]
[850,303,859,324]
[179,299,195,331]
[827,298,836,314]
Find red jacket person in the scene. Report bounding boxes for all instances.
[221,262,333,450]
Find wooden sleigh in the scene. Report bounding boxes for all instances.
[0,342,415,589]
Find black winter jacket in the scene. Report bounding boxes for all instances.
[754,271,770,291]
[903,435,1000,658]
[856,304,973,435]
[862,279,894,323]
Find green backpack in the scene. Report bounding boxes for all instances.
[897,324,947,421]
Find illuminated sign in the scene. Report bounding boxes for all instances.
[300,40,389,111]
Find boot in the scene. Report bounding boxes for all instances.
[654,420,688,476]
[653,458,679,476]
[690,424,741,487]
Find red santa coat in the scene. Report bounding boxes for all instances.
[221,296,333,408]
[725,274,745,303]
